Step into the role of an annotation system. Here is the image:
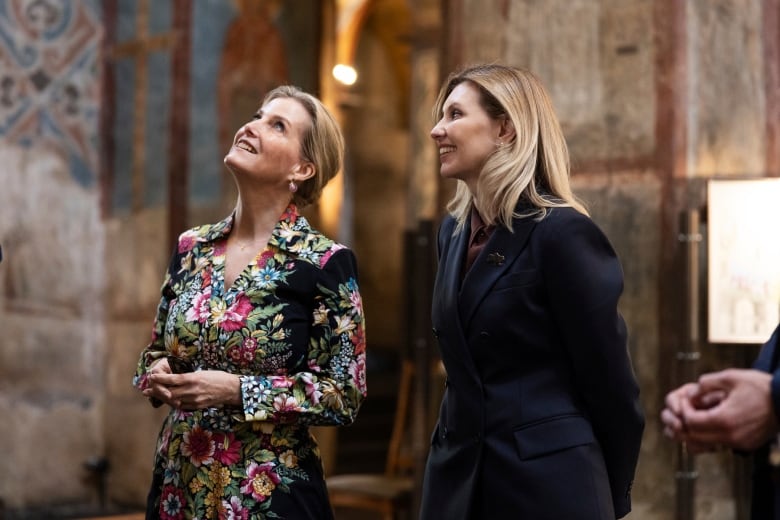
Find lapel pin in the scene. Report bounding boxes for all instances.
[486,252,505,266]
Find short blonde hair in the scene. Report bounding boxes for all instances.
[433,64,587,231]
[263,86,344,207]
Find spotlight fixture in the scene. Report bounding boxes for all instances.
[332,64,358,86]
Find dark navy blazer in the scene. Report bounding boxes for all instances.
[420,206,645,520]
[749,324,780,519]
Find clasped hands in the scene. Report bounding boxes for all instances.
[142,358,242,410]
[661,368,778,453]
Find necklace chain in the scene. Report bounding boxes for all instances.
[233,233,269,252]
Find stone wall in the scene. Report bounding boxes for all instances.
[0,146,107,509]
[101,207,172,507]
[0,0,108,511]
[2,0,778,517]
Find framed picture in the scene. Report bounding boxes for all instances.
[707,178,780,344]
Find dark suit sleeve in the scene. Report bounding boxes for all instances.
[754,324,780,419]
[539,209,645,518]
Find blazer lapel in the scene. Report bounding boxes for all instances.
[434,217,469,322]
[458,216,538,329]
[432,217,482,377]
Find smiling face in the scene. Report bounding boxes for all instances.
[430,82,505,191]
[224,96,313,188]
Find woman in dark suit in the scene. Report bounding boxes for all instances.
[420,64,644,519]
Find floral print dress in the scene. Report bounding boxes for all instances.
[133,205,367,520]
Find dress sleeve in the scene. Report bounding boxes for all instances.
[539,210,645,518]
[238,248,367,426]
[132,252,180,393]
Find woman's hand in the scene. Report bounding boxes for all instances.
[143,369,242,410]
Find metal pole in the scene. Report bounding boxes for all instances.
[675,209,702,520]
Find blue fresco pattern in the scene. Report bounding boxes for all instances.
[0,0,102,187]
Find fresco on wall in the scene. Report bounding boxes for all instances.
[107,0,180,213]
[195,0,320,207]
[106,0,320,215]
[0,0,102,187]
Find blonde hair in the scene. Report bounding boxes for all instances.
[433,64,587,231]
[263,85,344,207]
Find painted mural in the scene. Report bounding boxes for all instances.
[194,0,320,207]
[106,0,189,213]
[0,0,320,213]
[105,0,320,215]
[0,0,102,187]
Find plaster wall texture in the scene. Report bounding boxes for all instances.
[2,0,776,516]
[0,145,106,508]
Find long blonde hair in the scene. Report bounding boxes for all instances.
[433,64,587,231]
[263,85,344,207]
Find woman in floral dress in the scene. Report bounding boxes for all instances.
[134,85,366,520]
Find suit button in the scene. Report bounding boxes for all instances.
[432,327,439,338]
[480,331,490,341]
[442,426,448,439]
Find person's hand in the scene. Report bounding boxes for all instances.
[661,382,715,453]
[143,369,242,410]
[680,369,777,452]
[141,358,175,407]
[661,382,697,440]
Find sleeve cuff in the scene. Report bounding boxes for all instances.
[770,370,780,422]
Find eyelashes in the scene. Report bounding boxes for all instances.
[249,113,286,132]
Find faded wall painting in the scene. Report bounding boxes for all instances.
[105,0,320,215]
[0,0,103,186]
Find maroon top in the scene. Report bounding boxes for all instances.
[462,208,495,277]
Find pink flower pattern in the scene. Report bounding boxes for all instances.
[216,293,253,331]
[240,462,281,502]
[220,496,249,520]
[134,205,366,519]
[213,432,242,466]
[185,287,212,323]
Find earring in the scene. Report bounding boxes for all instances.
[496,140,503,147]
[289,180,298,193]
